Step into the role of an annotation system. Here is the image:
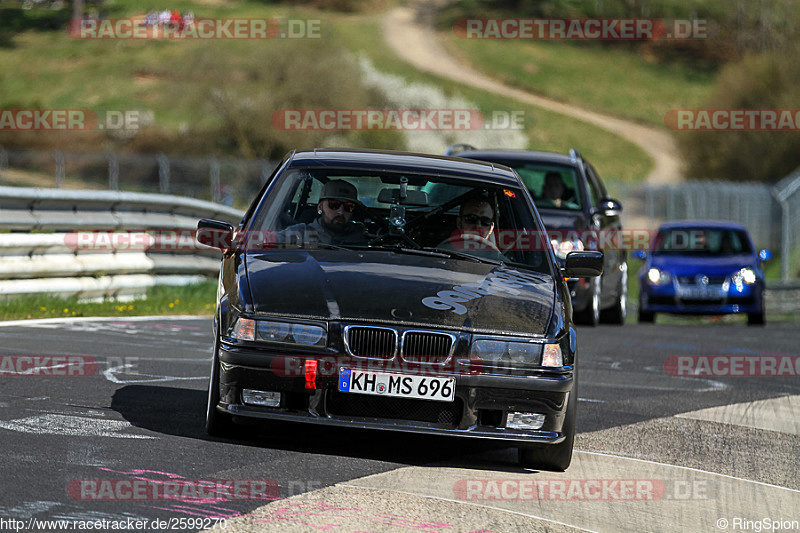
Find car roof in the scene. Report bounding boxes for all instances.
[286,149,523,188]
[453,149,580,167]
[657,220,749,231]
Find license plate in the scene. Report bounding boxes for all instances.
[338,368,455,402]
[680,287,723,299]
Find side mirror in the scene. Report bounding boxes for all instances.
[563,251,603,278]
[632,249,647,260]
[759,249,772,261]
[597,198,622,217]
[197,218,234,251]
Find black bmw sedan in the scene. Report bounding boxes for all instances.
[197,148,602,471]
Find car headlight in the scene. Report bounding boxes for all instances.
[731,268,757,285]
[471,338,559,366]
[647,268,672,286]
[551,238,584,260]
[228,318,326,347]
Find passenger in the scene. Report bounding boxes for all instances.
[539,172,567,208]
[277,180,367,247]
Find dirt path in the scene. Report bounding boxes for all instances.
[382,5,683,185]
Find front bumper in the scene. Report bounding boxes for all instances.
[216,343,574,444]
[640,281,763,315]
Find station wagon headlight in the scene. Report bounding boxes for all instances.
[229,318,326,347]
[470,339,542,365]
[647,268,672,286]
[731,268,757,285]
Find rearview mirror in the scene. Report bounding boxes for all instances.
[197,218,234,251]
[563,251,603,277]
[378,188,429,206]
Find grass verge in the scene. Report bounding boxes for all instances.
[440,33,715,128]
[331,17,653,182]
[0,281,216,321]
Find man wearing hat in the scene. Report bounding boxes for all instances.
[278,180,367,246]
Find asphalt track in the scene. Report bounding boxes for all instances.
[0,316,798,532]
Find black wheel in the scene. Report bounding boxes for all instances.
[747,312,765,326]
[574,278,600,327]
[600,264,627,325]
[206,335,238,437]
[518,374,577,472]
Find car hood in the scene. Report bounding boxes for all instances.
[650,253,755,276]
[244,250,555,336]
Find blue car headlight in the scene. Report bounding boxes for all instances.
[647,268,672,286]
[731,268,757,286]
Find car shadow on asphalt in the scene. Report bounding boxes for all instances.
[111,384,530,473]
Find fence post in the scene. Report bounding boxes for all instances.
[157,153,170,194]
[0,146,7,183]
[106,151,119,190]
[53,149,65,188]
[209,156,220,202]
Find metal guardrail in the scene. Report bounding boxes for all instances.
[0,186,243,300]
[764,281,800,314]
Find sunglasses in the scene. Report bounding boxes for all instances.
[327,200,356,213]
[462,214,493,227]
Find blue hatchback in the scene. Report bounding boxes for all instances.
[633,221,771,325]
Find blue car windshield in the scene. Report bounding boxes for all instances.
[653,228,753,255]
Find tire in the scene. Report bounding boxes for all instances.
[574,279,600,327]
[206,335,238,437]
[600,264,627,325]
[518,373,577,472]
[747,312,765,326]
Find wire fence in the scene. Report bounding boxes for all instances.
[642,168,800,280]
[0,146,276,209]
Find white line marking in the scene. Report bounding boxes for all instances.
[575,450,800,493]
[336,483,597,533]
[103,364,206,384]
[0,414,155,439]
[578,398,605,403]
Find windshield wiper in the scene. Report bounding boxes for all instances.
[419,246,504,265]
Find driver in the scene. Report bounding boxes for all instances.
[278,180,368,246]
[437,196,506,261]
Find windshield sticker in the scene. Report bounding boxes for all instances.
[422,269,543,315]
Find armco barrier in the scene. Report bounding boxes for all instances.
[0,186,243,300]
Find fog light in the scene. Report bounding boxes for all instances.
[506,412,545,430]
[242,389,281,407]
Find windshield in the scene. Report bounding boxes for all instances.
[248,167,552,274]
[480,161,584,211]
[653,228,753,255]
